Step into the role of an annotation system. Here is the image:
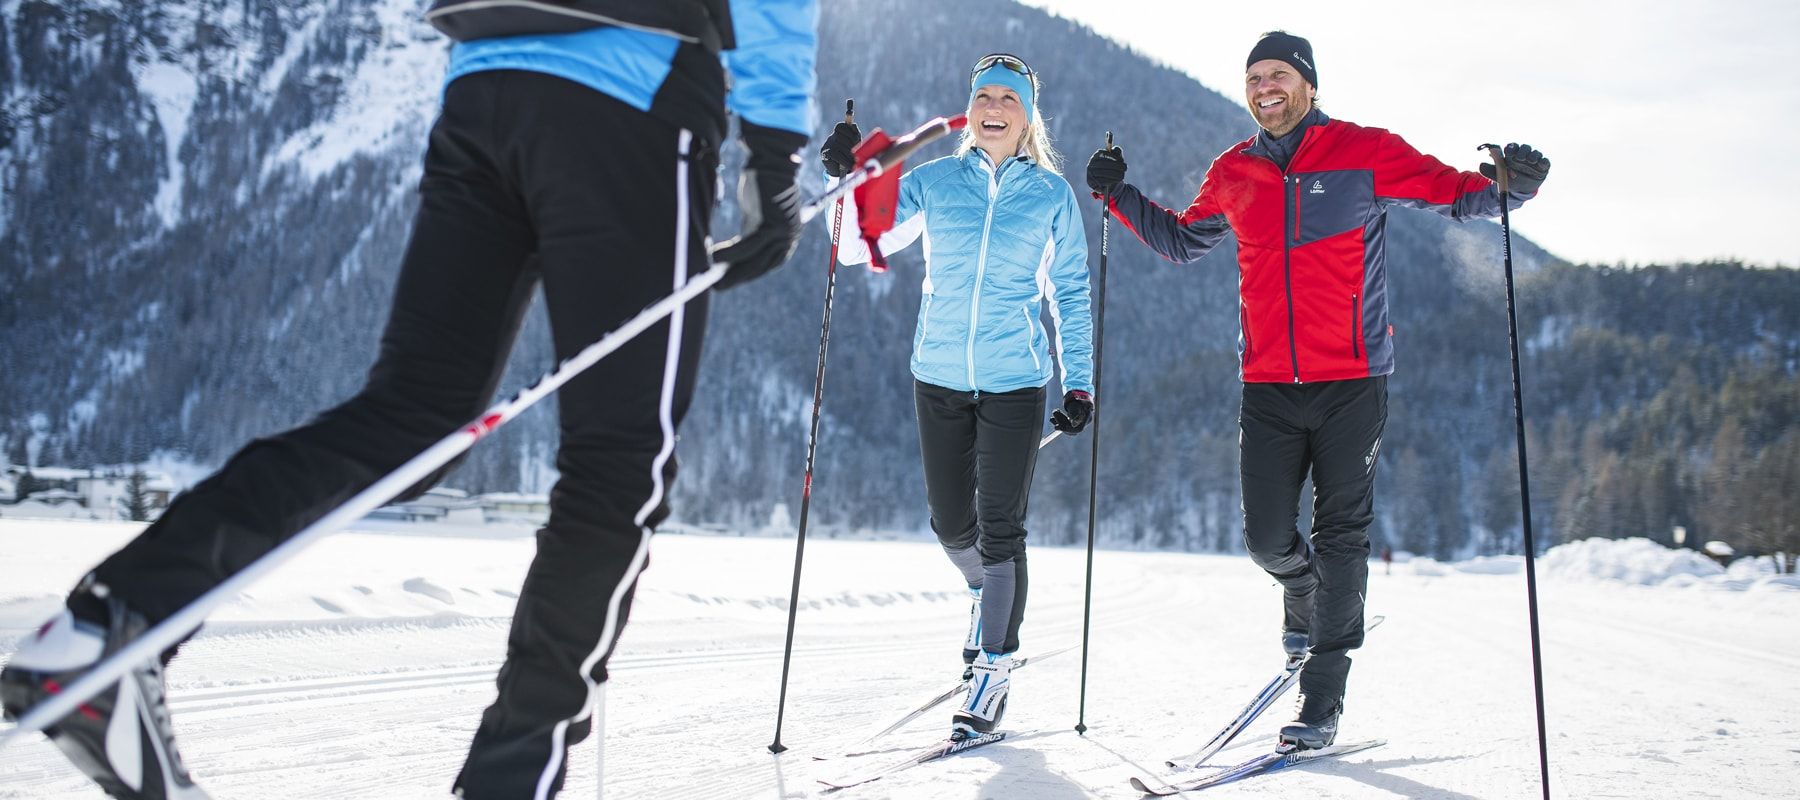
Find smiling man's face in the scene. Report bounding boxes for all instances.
[1244,58,1314,137]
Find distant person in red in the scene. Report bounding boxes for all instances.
[1382,546,1393,576]
[1084,30,1549,750]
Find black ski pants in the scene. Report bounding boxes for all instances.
[1240,375,1386,700]
[915,380,1045,656]
[90,71,717,799]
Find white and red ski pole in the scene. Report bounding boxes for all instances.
[0,111,969,755]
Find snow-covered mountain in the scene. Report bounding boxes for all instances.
[13,0,1790,559]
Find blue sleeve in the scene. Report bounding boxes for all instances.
[723,0,818,136]
[1049,185,1095,394]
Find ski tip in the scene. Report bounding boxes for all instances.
[946,114,969,131]
[1129,775,1177,796]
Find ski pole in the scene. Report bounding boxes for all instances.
[0,263,728,755]
[1075,132,1114,735]
[769,100,853,756]
[1480,143,1552,800]
[0,112,969,757]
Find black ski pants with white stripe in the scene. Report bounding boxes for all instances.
[90,71,716,799]
[1240,375,1386,701]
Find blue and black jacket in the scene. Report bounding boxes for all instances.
[442,0,816,142]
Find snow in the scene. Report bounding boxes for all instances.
[262,0,446,183]
[1,520,1795,799]
[135,62,197,229]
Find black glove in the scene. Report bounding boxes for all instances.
[1050,390,1094,435]
[712,122,807,290]
[1085,146,1127,197]
[820,121,862,179]
[1479,142,1549,195]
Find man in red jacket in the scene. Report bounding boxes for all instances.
[1084,31,1548,749]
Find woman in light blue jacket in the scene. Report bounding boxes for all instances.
[821,53,1094,740]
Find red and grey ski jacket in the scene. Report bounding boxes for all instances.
[1108,113,1533,384]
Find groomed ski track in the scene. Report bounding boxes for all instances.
[1,519,1794,798]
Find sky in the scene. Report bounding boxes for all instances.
[1015,0,1800,268]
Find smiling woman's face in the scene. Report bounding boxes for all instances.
[968,85,1028,156]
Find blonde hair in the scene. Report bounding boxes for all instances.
[956,85,1063,174]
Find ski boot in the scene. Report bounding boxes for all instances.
[0,579,209,799]
[950,650,1011,740]
[1278,692,1343,751]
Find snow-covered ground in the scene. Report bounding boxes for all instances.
[1,519,1795,798]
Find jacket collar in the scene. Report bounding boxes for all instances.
[1244,107,1329,164]
[967,146,1035,176]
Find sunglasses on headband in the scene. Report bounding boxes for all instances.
[970,53,1033,83]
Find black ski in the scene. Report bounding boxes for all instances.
[1166,614,1385,771]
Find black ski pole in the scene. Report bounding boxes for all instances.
[1075,131,1113,735]
[769,100,853,755]
[1480,143,1552,799]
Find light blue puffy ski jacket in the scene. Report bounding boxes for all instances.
[839,151,1094,395]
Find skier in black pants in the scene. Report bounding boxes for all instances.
[0,3,817,798]
[1085,31,1548,749]
[820,53,1096,740]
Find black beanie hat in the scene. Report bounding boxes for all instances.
[1246,31,1317,89]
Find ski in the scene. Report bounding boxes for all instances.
[848,645,1075,749]
[1166,615,1384,770]
[1131,739,1386,795]
[819,730,1013,791]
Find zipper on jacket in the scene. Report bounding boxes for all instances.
[968,156,1001,391]
[1351,293,1361,359]
[1283,174,1301,383]
[1250,129,1320,385]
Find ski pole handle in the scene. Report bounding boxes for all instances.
[799,114,965,225]
[1479,143,1510,195]
[845,98,854,124]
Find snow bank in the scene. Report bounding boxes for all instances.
[1535,537,1798,591]
[1539,537,1724,586]
[1406,538,1798,592]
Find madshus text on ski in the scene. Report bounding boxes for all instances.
[0,3,1553,798]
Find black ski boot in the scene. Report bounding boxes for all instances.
[0,578,208,799]
[1278,692,1342,750]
